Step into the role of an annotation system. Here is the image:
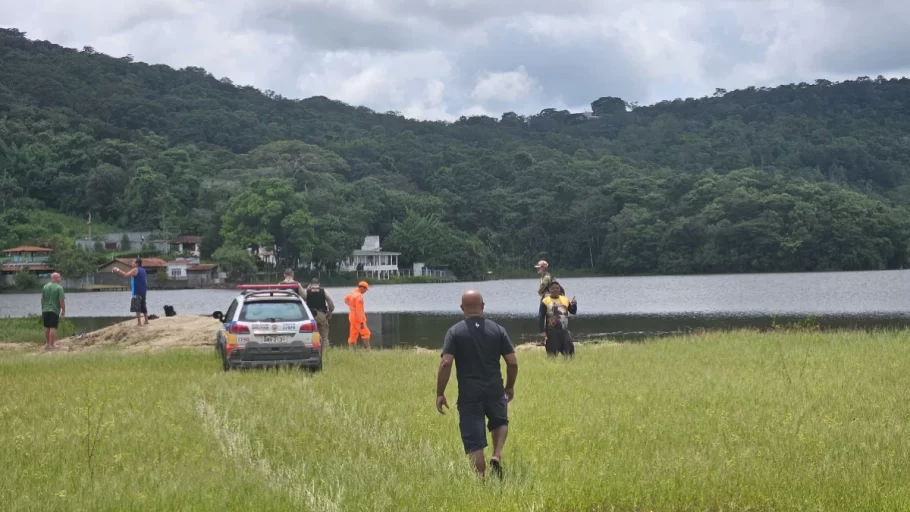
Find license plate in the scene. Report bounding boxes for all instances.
[260,335,290,344]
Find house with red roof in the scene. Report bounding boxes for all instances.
[166,257,199,280]
[1,246,55,281]
[186,263,220,286]
[169,235,202,257]
[94,257,168,286]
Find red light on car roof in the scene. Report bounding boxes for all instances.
[236,284,300,290]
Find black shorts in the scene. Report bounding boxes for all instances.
[130,294,148,314]
[457,397,509,454]
[545,328,575,357]
[42,311,59,329]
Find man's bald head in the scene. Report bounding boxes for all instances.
[50,272,61,283]
[460,290,485,317]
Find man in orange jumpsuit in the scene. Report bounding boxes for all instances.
[344,281,371,349]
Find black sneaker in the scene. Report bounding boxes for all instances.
[489,458,503,479]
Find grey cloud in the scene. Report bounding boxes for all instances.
[242,0,600,52]
[111,3,188,35]
[689,5,769,81]
[380,0,597,29]
[456,22,650,112]
[5,0,910,121]
[813,2,910,76]
[244,2,443,52]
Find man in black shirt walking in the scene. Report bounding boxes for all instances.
[436,290,519,478]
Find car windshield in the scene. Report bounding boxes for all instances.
[239,301,307,322]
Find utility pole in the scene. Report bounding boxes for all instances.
[87,212,92,240]
[161,201,168,248]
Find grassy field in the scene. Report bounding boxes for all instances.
[2,330,910,511]
[0,316,79,343]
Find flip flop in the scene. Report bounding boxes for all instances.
[489,458,503,479]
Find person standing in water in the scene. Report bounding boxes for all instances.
[538,280,578,357]
[436,290,519,479]
[113,258,148,326]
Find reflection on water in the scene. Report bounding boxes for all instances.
[335,312,910,350]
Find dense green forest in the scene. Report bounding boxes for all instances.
[1,27,909,279]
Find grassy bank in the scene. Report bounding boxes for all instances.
[2,330,910,510]
[0,316,78,343]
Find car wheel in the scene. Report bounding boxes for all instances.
[221,348,230,372]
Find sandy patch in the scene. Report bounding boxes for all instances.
[5,315,222,354]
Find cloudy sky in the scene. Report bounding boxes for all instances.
[3,0,910,121]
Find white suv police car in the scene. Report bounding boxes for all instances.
[213,284,322,372]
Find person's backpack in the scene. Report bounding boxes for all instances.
[164,305,176,317]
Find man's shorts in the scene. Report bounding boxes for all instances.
[457,396,509,454]
[42,312,59,329]
[130,294,148,314]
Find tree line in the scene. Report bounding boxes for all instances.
[1,27,908,279]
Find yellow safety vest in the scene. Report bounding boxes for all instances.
[542,295,569,309]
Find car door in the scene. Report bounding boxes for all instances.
[217,299,239,351]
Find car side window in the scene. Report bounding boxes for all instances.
[224,300,239,323]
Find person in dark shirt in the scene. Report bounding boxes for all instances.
[436,290,519,479]
[303,277,335,347]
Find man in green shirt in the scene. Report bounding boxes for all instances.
[40,272,66,351]
[535,260,552,299]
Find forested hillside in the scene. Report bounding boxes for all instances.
[1,27,909,279]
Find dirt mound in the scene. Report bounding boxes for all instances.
[55,315,222,353]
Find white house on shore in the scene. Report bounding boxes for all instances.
[338,236,401,279]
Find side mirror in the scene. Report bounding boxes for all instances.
[212,311,224,322]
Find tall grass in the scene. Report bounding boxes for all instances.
[2,330,910,511]
[0,316,78,343]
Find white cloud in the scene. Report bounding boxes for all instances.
[2,0,909,121]
[471,66,541,103]
[295,50,454,120]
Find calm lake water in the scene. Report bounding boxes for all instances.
[3,271,909,348]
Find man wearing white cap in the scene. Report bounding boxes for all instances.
[534,260,552,299]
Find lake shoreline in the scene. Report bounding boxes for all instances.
[3,271,908,347]
[2,312,910,346]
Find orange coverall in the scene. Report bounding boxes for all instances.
[344,289,370,344]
